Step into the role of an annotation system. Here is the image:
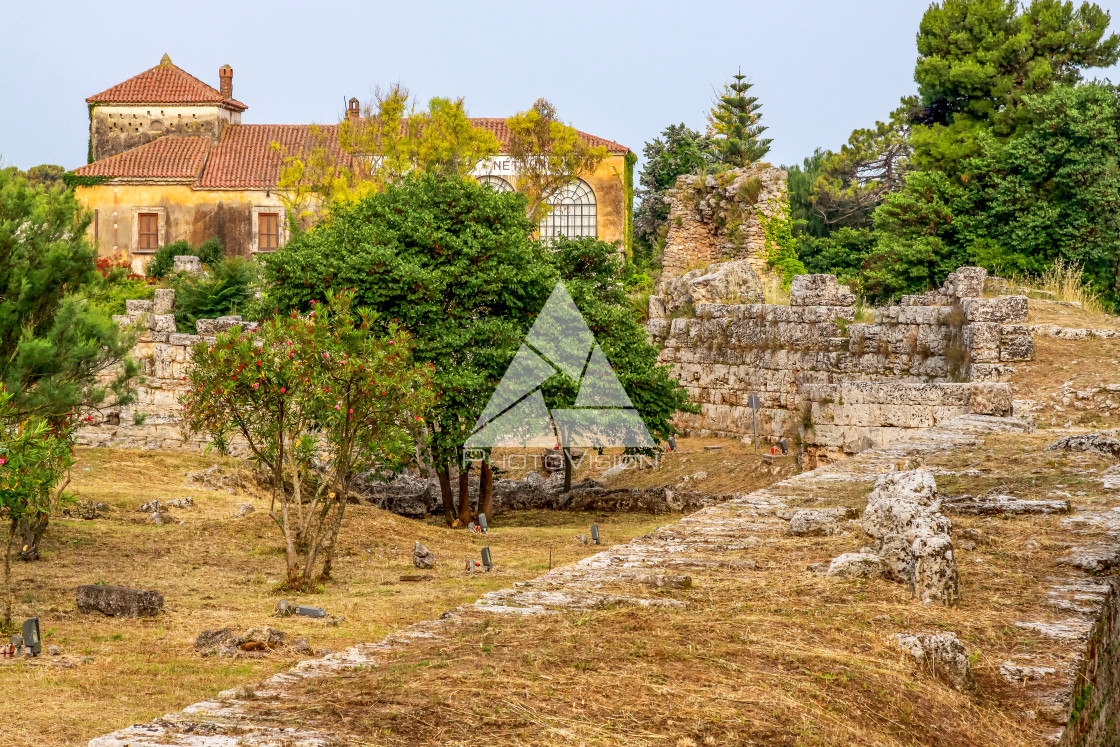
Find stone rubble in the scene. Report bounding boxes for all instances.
[893,632,975,691]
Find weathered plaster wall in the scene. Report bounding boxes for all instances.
[659,164,788,282]
[89,104,238,162]
[77,184,283,266]
[649,267,1032,465]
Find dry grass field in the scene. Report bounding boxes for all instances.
[245,430,1116,747]
[0,448,695,747]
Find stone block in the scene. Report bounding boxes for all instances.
[169,333,201,347]
[998,325,1033,361]
[789,274,855,307]
[968,363,1014,383]
[967,383,1013,416]
[126,299,153,314]
[961,295,1028,323]
[152,288,176,314]
[76,584,164,617]
[942,266,987,300]
[151,314,176,333]
[648,295,667,319]
[173,255,203,273]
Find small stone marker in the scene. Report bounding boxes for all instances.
[479,513,488,534]
[481,546,493,572]
[590,524,600,545]
[22,618,41,656]
[467,521,477,533]
[413,541,435,569]
[778,437,788,455]
[667,435,677,452]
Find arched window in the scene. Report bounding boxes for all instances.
[539,179,596,243]
[477,175,514,192]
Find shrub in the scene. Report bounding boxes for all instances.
[146,237,224,280]
[172,258,256,334]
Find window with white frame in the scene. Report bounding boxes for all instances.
[477,175,514,192]
[539,179,596,243]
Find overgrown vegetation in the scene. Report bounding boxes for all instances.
[146,237,224,280]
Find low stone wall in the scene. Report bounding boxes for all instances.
[649,267,1031,464]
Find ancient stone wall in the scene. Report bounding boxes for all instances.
[658,164,788,282]
[76,291,252,452]
[648,266,1033,464]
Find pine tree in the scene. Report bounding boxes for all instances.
[708,69,772,168]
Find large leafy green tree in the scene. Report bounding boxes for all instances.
[863,171,976,300]
[708,70,772,168]
[0,169,137,559]
[263,174,556,525]
[633,124,715,265]
[542,237,696,490]
[966,83,1120,300]
[911,0,1120,174]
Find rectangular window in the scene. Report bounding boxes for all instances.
[258,213,279,251]
[137,213,159,251]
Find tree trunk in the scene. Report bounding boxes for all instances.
[319,482,349,581]
[480,459,494,520]
[18,513,48,561]
[457,462,473,526]
[563,447,572,493]
[436,467,455,526]
[3,523,14,628]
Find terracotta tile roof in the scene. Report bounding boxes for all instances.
[70,119,626,189]
[71,136,212,181]
[87,55,247,112]
[195,124,350,189]
[467,117,628,152]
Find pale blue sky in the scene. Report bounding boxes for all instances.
[4,0,1120,173]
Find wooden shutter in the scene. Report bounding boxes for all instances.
[259,213,279,251]
[138,213,159,251]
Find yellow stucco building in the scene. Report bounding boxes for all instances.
[70,56,634,270]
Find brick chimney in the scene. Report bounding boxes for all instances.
[347,97,360,121]
[219,65,233,99]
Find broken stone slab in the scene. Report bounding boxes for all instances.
[660,259,764,314]
[173,255,202,273]
[999,662,1057,684]
[826,552,884,578]
[234,503,254,518]
[861,469,959,605]
[940,494,1071,516]
[787,509,840,536]
[77,585,164,617]
[1060,545,1120,573]
[1045,431,1120,460]
[789,274,855,307]
[165,497,194,509]
[413,541,435,569]
[125,299,153,314]
[894,632,975,691]
[149,511,175,525]
[639,574,693,590]
[137,499,163,513]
